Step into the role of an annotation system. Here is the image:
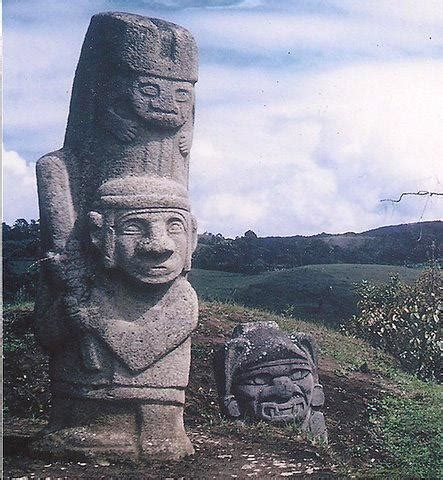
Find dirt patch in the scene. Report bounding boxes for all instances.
[4,303,392,478]
[4,417,339,479]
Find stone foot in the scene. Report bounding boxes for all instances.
[138,404,194,461]
[30,398,138,462]
[31,425,138,462]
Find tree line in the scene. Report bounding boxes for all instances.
[3,218,442,302]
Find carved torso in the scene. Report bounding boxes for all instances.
[49,275,197,400]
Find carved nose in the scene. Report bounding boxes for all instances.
[136,236,174,256]
[151,93,178,113]
[262,376,297,402]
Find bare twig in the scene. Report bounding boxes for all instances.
[380,191,443,203]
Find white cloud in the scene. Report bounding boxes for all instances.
[197,192,267,233]
[3,150,39,223]
[3,1,443,236]
[331,1,443,27]
[183,9,443,57]
[190,60,443,236]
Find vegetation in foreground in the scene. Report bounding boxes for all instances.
[346,267,442,380]
[4,301,442,478]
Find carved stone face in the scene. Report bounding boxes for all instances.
[113,209,189,284]
[234,359,315,424]
[130,75,194,129]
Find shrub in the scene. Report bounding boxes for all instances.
[345,268,442,380]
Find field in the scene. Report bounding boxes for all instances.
[189,264,423,325]
[4,301,442,478]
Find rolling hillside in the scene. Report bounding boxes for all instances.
[189,264,424,325]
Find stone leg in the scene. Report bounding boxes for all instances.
[138,403,194,461]
[30,397,138,461]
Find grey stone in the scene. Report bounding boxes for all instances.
[32,12,199,462]
[214,322,328,443]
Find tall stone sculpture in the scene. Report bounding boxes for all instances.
[32,12,199,461]
[214,322,327,443]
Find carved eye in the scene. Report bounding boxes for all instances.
[291,370,310,381]
[167,219,185,234]
[140,84,159,97]
[175,89,191,103]
[245,375,268,386]
[121,223,143,235]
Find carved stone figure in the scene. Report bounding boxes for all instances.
[214,322,327,442]
[32,12,199,462]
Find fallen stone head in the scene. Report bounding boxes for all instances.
[214,322,327,442]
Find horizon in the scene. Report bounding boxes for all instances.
[4,1,443,237]
[4,216,440,241]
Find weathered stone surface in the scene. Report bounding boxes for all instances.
[32,12,199,462]
[214,322,328,443]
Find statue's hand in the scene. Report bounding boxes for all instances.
[118,118,138,143]
[223,395,241,418]
[102,108,138,143]
[179,133,192,157]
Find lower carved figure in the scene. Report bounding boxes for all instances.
[214,322,328,443]
[32,177,198,461]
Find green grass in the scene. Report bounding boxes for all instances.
[368,381,443,478]
[200,301,443,478]
[187,269,260,301]
[189,264,423,326]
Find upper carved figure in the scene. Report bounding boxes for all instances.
[63,13,198,192]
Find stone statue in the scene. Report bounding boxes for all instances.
[214,322,327,443]
[32,12,199,462]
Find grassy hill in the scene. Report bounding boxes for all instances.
[189,264,423,325]
[4,301,442,478]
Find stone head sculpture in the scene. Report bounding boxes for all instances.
[33,12,199,463]
[214,322,327,442]
[88,176,197,284]
[115,16,197,131]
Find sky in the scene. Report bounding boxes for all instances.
[3,0,443,237]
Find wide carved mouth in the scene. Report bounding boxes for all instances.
[258,396,307,423]
[139,111,186,128]
[130,254,182,281]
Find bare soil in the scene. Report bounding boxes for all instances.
[4,303,393,478]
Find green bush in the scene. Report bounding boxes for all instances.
[345,268,442,380]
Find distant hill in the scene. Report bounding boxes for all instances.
[194,221,442,273]
[189,263,425,326]
[3,219,441,302]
